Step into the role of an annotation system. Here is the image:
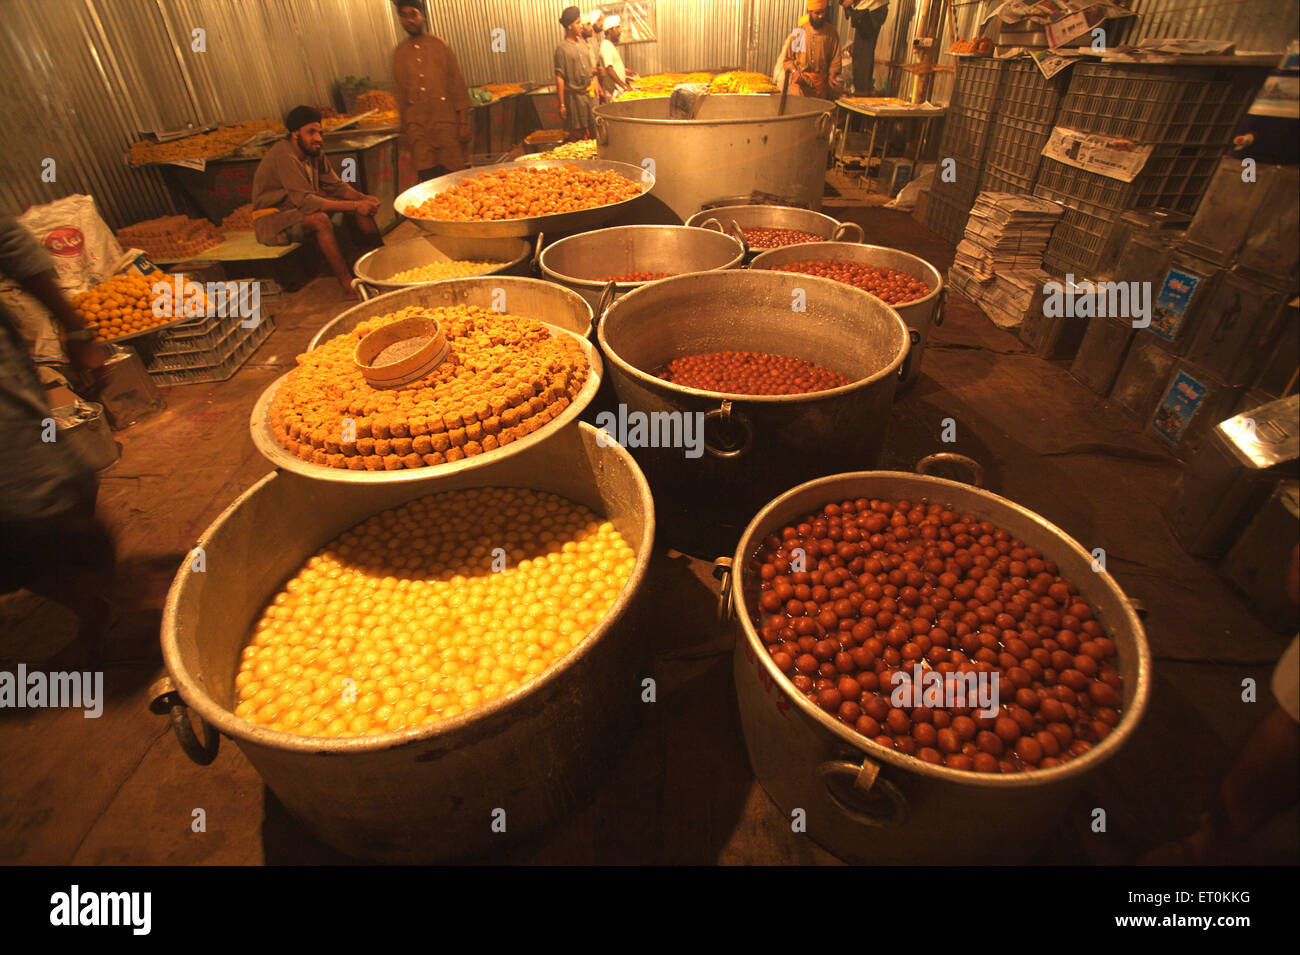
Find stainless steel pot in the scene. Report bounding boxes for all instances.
[157,422,655,863]
[596,269,910,555]
[684,204,864,247]
[750,243,946,392]
[595,96,835,222]
[395,158,654,238]
[720,460,1151,865]
[248,278,600,485]
[352,235,531,297]
[538,225,745,311]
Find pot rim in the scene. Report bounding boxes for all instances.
[596,271,910,404]
[684,204,841,234]
[596,94,834,127]
[161,421,656,755]
[538,224,746,289]
[750,242,944,312]
[729,469,1152,787]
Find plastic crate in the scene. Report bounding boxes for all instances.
[999,60,1066,126]
[938,104,993,164]
[1038,202,1120,276]
[950,58,1004,115]
[1037,146,1220,217]
[148,316,275,386]
[931,155,982,208]
[1057,63,1262,147]
[144,320,250,372]
[980,159,1035,195]
[924,192,972,246]
[988,114,1053,166]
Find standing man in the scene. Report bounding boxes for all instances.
[252,106,382,298]
[781,0,844,99]
[598,15,634,99]
[841,1,890,95]
[393,0,472,180]
[556,6,597,141]
[585,11,608,104]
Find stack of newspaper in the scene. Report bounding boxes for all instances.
[948,192,1063,328]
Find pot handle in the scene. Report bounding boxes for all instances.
[593,279,618,337]
[816,758,908,828]
[897,329,920,383]
[832,221,865,244]
[712,557,735,627]
[934,283,948,327]
[727,219,750,257]
[352,278,372,302]
[915,452,985,488]
[702,399,754,459]
[149,676,219,766]
[532,231,546,275]
[595,114,609,146]
[817,110,834,143]
[698,216,725,233]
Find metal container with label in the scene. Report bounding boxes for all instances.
[1223,480,1300,632]
[1183,271,1291,387]
[1111,334,1178,422]
[1147,361,1243,454]
[1070,315,1137,396]
[1166,393,1300,556]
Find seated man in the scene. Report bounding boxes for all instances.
[252,105,382,297]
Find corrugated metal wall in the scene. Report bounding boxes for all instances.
[1,0,1291,228]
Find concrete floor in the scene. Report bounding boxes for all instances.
[1,195,1294,865]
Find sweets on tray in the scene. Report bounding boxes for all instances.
[387,261,504,282]
[116,215,223,261]
[407,164,642,222]
[268,304,590,471]
[128,119,282,164]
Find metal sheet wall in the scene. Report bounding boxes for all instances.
[3,0,1290,228]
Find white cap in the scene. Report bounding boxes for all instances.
[604,14,620,27]
[582,11,601,24]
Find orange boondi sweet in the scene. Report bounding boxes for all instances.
[269,304,589,471]
[409,164,643,222]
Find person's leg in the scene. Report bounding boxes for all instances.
[300,211,355,295]
[348,213,383,250]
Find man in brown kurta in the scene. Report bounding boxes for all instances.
[251,106,381,297]
[781,0,844,98]
[393,0,472,180]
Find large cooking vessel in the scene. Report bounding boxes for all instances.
[395,158,654,238]
[249,278,599,485]
[596,270,910,555]
[157,422,655,863]
[538,225,745,311]
[721,462,1151,865]
[751,242,946,392]
[352,235,531,297]
[595,95,835,222]
[685,204,864,248]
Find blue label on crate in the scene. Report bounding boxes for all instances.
[1150,267,1202,341]
[1150,369,1208,445]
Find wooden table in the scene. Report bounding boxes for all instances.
[833,100,946,190]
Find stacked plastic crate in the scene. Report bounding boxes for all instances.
[1034,63,1265,276]
[926,58,1003,245]
[136,310,276,386]
[978,60,1067,196]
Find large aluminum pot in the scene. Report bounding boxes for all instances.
[722,462,1151,865]
[596,270,910,556]
[352,235,531,297]
[751,243,946,392]
[159,422,655,863]
[685,204,864,250]
[538,225,745,311]
[595,95,835,222]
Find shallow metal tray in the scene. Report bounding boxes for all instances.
[394,158,654,238]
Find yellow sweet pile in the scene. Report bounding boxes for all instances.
[409,164,641,221]
[531,139,597,160]
[234,487,637,737]
[710,71,780,94]
[388,261,504,282]
[74,272,202,341]
[358,109,399,127]
[356,89,398,112]
[482,83,525,100]
[128,120,282,164]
